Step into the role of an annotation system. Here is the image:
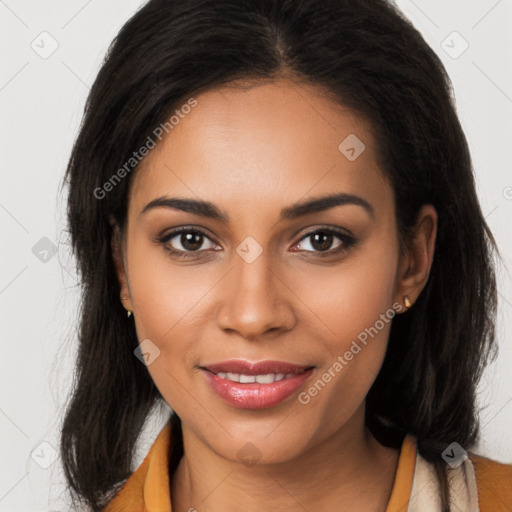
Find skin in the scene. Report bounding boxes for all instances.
[112,78,437,512]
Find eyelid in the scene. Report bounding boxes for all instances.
[157,226,218,249]
[292,225,355,254]
[294,224,354,242]
[157,224,355,257]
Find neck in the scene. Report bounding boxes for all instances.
[170,406,400,512]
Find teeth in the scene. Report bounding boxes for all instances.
[215,372,297,383]
[256,374,277,384]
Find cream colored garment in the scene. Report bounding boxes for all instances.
[408,450,480,511]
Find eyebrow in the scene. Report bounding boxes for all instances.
[140,192,374,222]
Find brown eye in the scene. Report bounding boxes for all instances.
[307,232,339,252]
[176,231,205,251]
[158,227,218,259]
[292,228,355,255]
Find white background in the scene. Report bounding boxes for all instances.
[1,0,511,510]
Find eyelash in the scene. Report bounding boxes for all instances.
[157,225,356,261]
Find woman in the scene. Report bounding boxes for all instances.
[59,0,512,510]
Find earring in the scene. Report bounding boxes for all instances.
[404,295,412,309]
[121,295,133,318]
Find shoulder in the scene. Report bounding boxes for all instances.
[404,436,511,512]
[470,452,512,511]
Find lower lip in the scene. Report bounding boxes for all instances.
[200,368,314,409]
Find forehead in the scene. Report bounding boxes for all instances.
[129,79,392,221]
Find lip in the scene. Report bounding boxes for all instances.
[202,359,313,375]
[200,359,315,409]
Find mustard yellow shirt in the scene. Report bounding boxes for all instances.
[103,422,512,512]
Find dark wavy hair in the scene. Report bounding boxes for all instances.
[59,0,499,510]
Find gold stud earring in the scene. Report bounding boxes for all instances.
[404,295,412,309]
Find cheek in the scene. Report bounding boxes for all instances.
[294,237,398,350]
[294,238,399,412]
[127,237,211,338]
[125,240,215,393]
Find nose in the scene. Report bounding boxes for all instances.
[216,252,296,341]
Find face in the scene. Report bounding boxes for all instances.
[113,78,435,465]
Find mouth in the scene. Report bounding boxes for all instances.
[199,360,315,409]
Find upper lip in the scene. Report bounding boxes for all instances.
[201,359,314,375]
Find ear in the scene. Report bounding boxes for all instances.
[394,204,437,311]
[109,215,132,312]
